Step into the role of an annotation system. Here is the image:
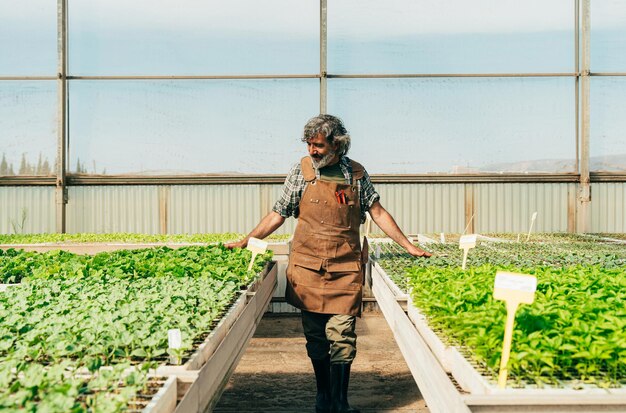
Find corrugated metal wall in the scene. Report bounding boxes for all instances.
[473,183,574,233]
[67,186,160,233]
[0,187,55,234]
[373,184,465,234]
[1,182,625,234]
[591,183,626,233]
[168,184,296,234]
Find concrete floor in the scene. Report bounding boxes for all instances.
[213,311,429,413]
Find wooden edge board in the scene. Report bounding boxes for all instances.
[252,263,278,323]
[405,294,455,374]
[447,346,492,395]
[595,236,626,245]
[204,322,257,412]
[170,374,199,413]
[143,376,178,413]
[246,261,272,293]
[156,262,275,374]
[464,393,626,406]
[156,293,248,375]
[0,283,18,292]
[372,262,409,299]
[371,269,471,413]
[174,262,277,413]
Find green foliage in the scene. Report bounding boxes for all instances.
[0,244,271,284]
[376,237,626,291]
[373,235,626,387]
[0,244,273,410]
[404,264,626,387]
[0,232,291,245]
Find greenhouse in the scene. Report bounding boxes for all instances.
[1,0,625,412]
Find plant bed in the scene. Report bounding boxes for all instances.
[172,262,277,413]
[370,236,626,412]
[0,244,276,412]
[0,360,176,413]
[127,376,177,413]
[0,232,291,259]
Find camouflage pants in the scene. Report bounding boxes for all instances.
[301,310,357,363]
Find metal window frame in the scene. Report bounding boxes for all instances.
[0,0,625,233]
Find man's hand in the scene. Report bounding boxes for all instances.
[224,212,285,250]
[368,201,432,258]
[225,239,247,250]
[406,243,432,258]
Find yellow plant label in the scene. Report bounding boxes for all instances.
[493,271,537,388]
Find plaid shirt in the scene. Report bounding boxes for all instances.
[272,156,380,223]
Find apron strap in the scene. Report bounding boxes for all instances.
[300,156,316,182]
[350,160,365,181]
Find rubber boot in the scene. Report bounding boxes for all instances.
[330,363,360,413]
[311,356,331,413]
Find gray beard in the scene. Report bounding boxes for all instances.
[311,152,336,169]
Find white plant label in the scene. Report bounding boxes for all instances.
[375,244,381,260]
[459,234,477,248]
[440,233,445,244]
[247,237,268,271]
[168,329,182,349]
[417,234,435,244]
[526,211,538,242]
[494,272,537,294]
[247,237,268,254]
[459,234,477,270]
[493,271,537,389]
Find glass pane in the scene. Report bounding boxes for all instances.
[0,2,57,75]
[69,80,319,174]
[591,0,626,72]
[328,0,574,74]
[69,0,319,76]
[590,77,626,172]
[328,77,575,174]
[0,82,57,176]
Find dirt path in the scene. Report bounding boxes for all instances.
[214,311,429,413]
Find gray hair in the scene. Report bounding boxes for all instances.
[301,114,351,156]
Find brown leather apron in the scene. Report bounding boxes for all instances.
[285,156,365,317]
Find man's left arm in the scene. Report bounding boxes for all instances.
[368,201,432,258]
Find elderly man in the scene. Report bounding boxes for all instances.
[227,114,430,413]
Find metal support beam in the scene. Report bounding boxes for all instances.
[158,186,170,235]
[464,184,475,234]
[319,0,327,114]
[577,0,591,233]
[55,0,68,233]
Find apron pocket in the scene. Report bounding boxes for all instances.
[292,253,323,271]
[289,253,324,288]
[327,261,360,272]
[322,204,353,229]
[327,261,362,291]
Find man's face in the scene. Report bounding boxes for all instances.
[307,133,338,169]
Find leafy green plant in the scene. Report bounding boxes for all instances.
[0,244,273,410]
[402,264,626,387]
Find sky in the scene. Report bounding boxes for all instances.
[1,0,625,175]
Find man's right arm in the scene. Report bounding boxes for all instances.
[225,211,285,249]
[226,162,300,249]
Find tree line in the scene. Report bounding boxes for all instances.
[0,153,98,175]
[1,153,53,176]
